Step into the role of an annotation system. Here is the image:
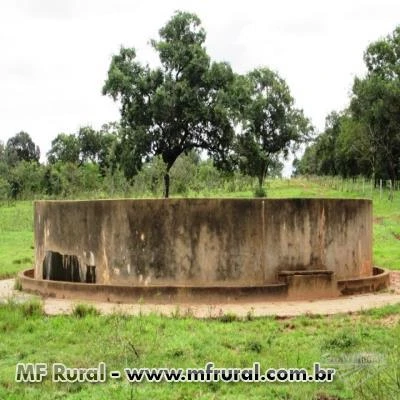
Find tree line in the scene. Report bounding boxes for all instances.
[294,26,400,185]
[0,129,283,200]
[0,11,311,200]
[2,12,398,200]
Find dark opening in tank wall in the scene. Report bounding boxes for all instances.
[42,250,96,283]
[86,265,96,283]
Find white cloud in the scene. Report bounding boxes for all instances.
[0,0,399,166]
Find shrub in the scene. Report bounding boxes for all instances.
[72,303,100,318]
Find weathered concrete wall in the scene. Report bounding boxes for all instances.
[34,199,372,286]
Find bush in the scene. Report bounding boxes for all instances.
[254,186,267,197]
[323,330,359,350]
[21,300,44,317]
[219,312,238,323]
[72,303,100,318]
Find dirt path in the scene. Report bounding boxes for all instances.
[1,272,400,318]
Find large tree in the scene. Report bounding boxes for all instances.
[350,26,400,183]
[47,125,118,175]
[236,68,312,192]
[102,11,235,197]
[5,131,40,166]
[294,111,380,179]
[47,133,80,165]
[295,26,400,182]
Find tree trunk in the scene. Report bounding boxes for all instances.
[162,153,180,198]
[257,160,268,195]
[257,174,264,191]
[163,171,170,198]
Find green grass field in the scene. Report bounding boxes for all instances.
[0,178,399,399]
[0,301,399,399]
[0,201,34,279]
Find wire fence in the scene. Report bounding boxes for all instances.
[305,175,400,200]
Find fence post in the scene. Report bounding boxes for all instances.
[388,180,393,201]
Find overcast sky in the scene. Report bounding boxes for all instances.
[1,0,399,170]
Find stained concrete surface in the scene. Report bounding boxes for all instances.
[35,199,373,289]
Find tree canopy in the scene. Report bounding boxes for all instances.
[5,131,40,166]
[295,25,400,184]
[236,68,312,191]
[350,27,400,182]
[47,133,80,165]
[47,125,118,174]
[102,11,237,197]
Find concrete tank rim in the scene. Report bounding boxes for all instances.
[20,266,389,287]
[18,266,390,304]
[33,197,373,204]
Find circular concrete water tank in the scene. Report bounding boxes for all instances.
[20,198,389,302]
